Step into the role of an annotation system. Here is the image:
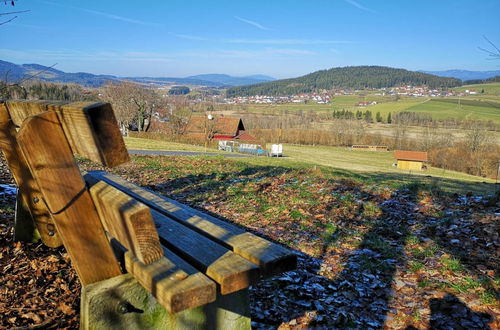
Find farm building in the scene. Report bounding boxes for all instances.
[185,116,258,142]
[352,145,388,151]
[394,150,428,171]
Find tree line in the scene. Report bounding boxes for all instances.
[463,75,500,85]
[0,80,98,101]
[249,122,498,179]
[226,66,462,97]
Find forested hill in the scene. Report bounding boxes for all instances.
[226,66,462,96]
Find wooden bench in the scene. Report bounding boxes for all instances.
[0,100,297,329]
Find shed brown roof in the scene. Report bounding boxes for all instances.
[185,116,245,136]
[394,150,428,162]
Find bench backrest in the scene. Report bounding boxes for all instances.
[0,100,296,314]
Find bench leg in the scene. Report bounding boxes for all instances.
[13,191,40,243]
[81,274,251,330]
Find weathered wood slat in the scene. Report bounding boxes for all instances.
[83,169,260,295]
[0,103,62,247]
[86,174,254,294]
[84,171,297,277]
[5,101,129,168]
[89,180,163,265]
[4,100,56,127]
[59,102,129,167]
[16,111,121,285]
[124,251,216,313]
[151,209,259,294]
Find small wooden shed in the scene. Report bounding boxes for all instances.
[394,150,428,171]
[352,145,388,152]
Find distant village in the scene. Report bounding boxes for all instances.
[220,85,481,105]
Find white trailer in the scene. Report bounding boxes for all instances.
[269,144,283,157]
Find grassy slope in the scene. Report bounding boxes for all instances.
[237,86,500,123]
[241,145,496,195]
[405,99,500,122]
[454,82,500,95]
[124,137,225,153]
[241,96,423,118]
[124,137,496,195]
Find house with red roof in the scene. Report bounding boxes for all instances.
[185,116,258,143]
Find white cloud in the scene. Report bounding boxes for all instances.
[344,0,375,13]
[0,48,173,63]
[216,48,316,58]
[234,16,271,31]
[37,0,162,26]
[170,33,352,45]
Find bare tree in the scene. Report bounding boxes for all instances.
[202,115,218,149]
[479,35,500,60]
[162,96,193,136]
[129,86,160,132]
[393,112,413,149]
[1,1,29,26]
[100,82,136,134]
[466,122,492,176]
[0,80,26,98]
[100,82,162,134]
[466,122,491,154]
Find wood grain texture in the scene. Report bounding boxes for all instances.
[5,100,50,127]
[89,180,163,265]
[5,100,129,167]
[0,103,62,247]
[125,251,216,313]
[151,209,259,295]
[16,111,121,284]
[58,102,129,167]
[84,171,297,277]
[83,102,130,167]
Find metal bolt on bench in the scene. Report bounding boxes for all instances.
[0,100,297,329]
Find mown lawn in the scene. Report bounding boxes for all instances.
[405,99,500,122]
[234,89,500,123]
[78,154,500,329]
[123,137,496,196]
[239,95,423,118]
[454,82,500,95]
[124,137,224,152]
[1,149,498,329]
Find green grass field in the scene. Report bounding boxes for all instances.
[124,137,226,153]
[366,98,425,117]
[454,82,500,95]
[240,95,422,117]
[404,98,500,122]
[124,137,496,195]
[232,84,500,123]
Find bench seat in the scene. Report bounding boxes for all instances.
[84,171,297,313]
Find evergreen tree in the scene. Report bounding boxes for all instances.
[363,110,373,123]
[387,112,392,124]
[226,65,462,97]
[376,111,383,123]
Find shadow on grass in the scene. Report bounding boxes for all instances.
[428,294,493,329]
[141,160,497,328]
[322,167,496,197]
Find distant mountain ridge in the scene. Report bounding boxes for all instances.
[226,66,462,97]
[185,74,274,86]
[0,60,275,88]
[419,70,500,81]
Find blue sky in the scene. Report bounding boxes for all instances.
[1,0,499,78]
